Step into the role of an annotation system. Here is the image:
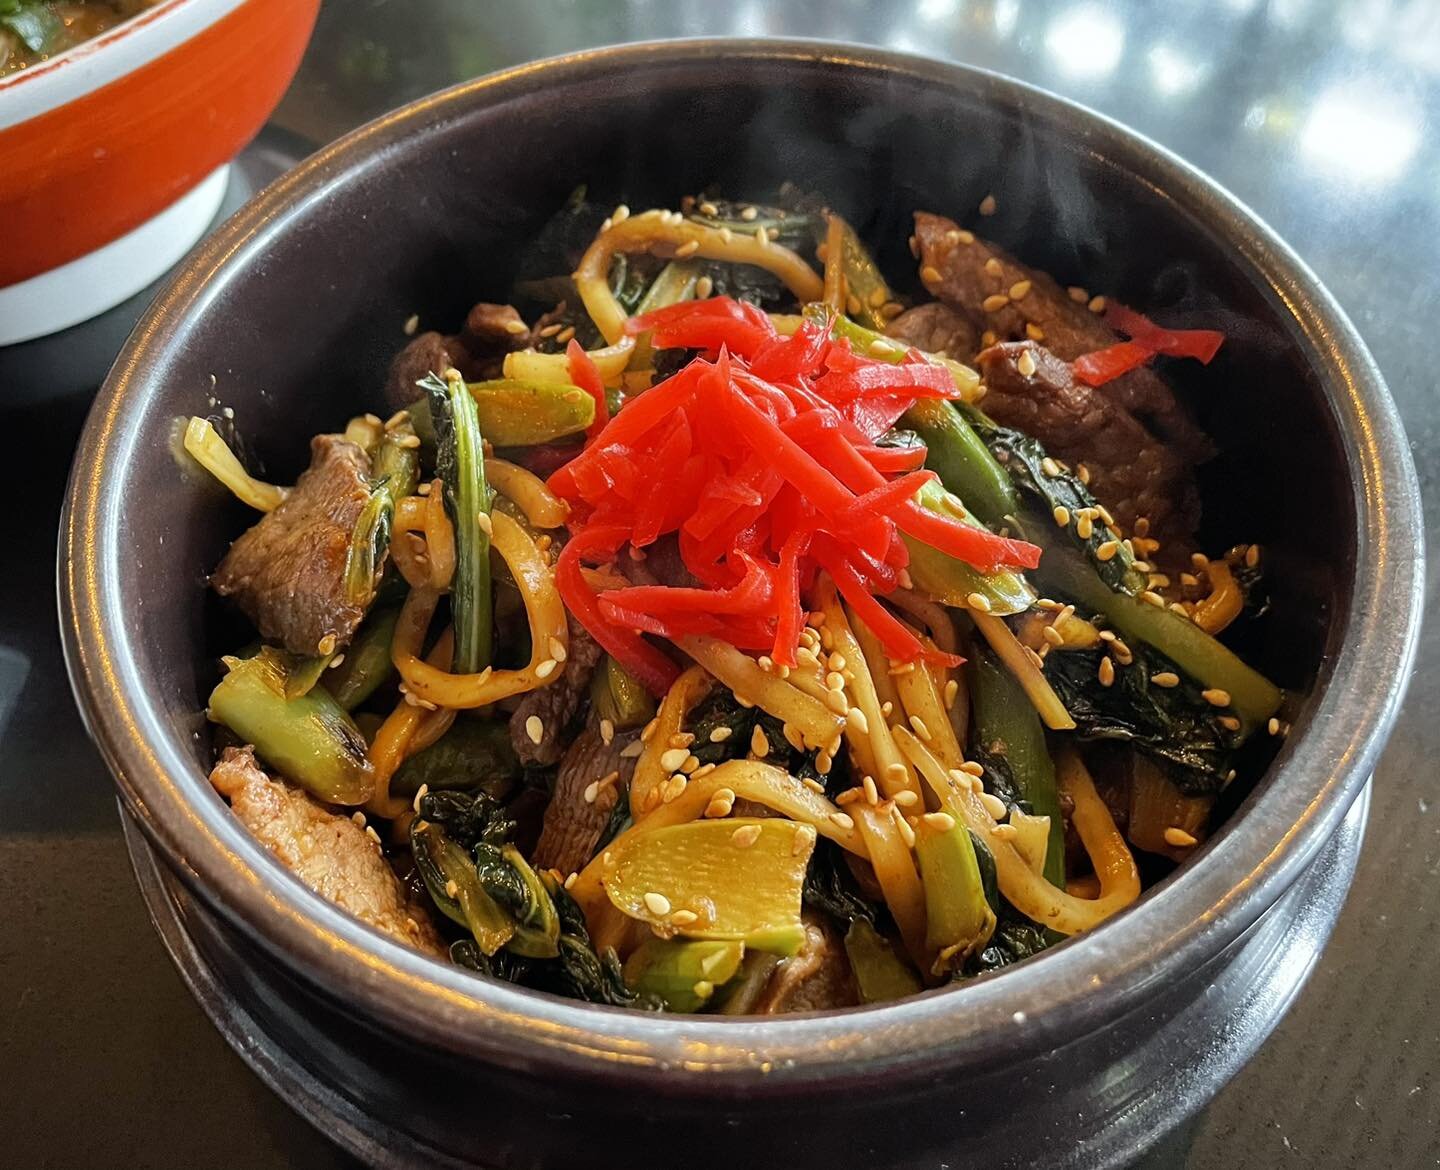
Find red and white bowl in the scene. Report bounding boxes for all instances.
[0,0,318,344]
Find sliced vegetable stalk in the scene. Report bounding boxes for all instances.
[424,371,493,674]
[600,817,815,956]
[903,480,1035,616]
[326,606,400,710]
[831,215,898,332]
[968,648,1066,889]
[960,406,1145,594]
[844,919,923,1003]
[623,938,745,1012]
[902,398,1020,526]
[410,378,595,448]
[344,420,420,605]
[915,814,996,974]
[182,416,288,512]
[1127,754,1214,858]
[590,654,659,730]
[1030,533,1282,735]
[207,648,374,805]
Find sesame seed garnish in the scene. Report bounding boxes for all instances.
[1009,280,1032,301]
[403,313,420,335]
[1141,590,1166,608]
[825,810,854,833]
[1201,688,1232,707]
[920,265,943,285]
[750,725,770,758]
[979,193,997,215]
[880,701,894,717]
[668,732,694,749]
[1025,322,1046,342]
[1098,656,1115,687]
[475,512,493,539]
[659,747,690,772]
[892,807,917,847]
[662,775,688,803]
[909,714,932,742]
[780,723,805,752]
[846,706,870,735]
[599,718,615,745]
[1246,544,1261,568]
[416,482,432,495]
[1077,464,1091,485]
[680,753,700,774]
[981,329,998,347]
[1040,456,1061,478]
[1088,295,1107,313]
[1053,505,1071,527]
[1076,515,1094,540]
[674,239,700,259]
[731,824,761,848]
[823,688,850,715]
[922,812,957,832]
[825,670,846,692]
[894,788,920,807]
[862,775,879,805]
[1218,715,1241,732]
[1150,672,1180,688]
[707,725,732,744]
[992,823,1019,841]
[1017,349,1037,378]
[445,879,459,897]
[982,293,1011,313]
[868,338,899,357]
[1267,717,1281,736]
[538,323,562,338]
[739,205,758,221]
[351,811,366,826]
[583,781,600,804]
[753,225,770,247]
[984,258,1003,276]
[563,872,578,890]
[718,226,733,243]
[959,761,984,777]
[525,716,544,744]
[643,891,672,916]
[1068,285,1089,304]
[966,591,992,613]
[1163,827,1198,848]
[694,274,714,299]
[535,658,558,679]
[555,325,576,344]
[640,719,659,742]
[944,679,959,708]
[1040,625,1062,648]
[1096,539,1123,562]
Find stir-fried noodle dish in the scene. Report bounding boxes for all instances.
[190,187,1284,1014]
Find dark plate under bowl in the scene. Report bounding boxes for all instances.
[60,39,1422,1169]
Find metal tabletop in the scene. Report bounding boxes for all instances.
[3,1,1436,1166]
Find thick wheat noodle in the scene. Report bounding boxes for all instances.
[822,213,847,314]
[853,802,929,967]
[423,480,455,590]
[630,665,712,820]
[575,212,825,345]
[393,512,568,709]
[487,459,569,529]
[366,611,453,818]
[897,729,1139,935]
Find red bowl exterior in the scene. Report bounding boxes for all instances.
[0,0,318,288]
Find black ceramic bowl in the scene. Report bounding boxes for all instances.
[61,40,1422,1169]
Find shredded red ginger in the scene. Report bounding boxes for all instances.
[548,297,1041,695]
[1072,303,1226,387]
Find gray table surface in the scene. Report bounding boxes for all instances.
[3,1,1437,1166]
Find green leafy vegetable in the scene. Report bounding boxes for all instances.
[903,398,1021,527]
[2,3,60,53]
[623,938,745,1011]
[326,606,399,710]
[1042,643,1235,796]
[389,717,520,800]
[344,420,420,605]
[423,371,493,674]
[961,406,1146,594]
[904,480,1036,616]
[844,919,922,1003]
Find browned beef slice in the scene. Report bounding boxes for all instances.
[384,330,457,412]
[532,723,639,876]
[210,746,445,956]
[509,616,604,767]
[976,341,1200,547]
[885,301,980,362]
[913,211,1213,463]
[755,913,858,1013]
[211,435,373,656]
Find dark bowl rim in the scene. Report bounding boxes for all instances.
[60,37,1424,1086]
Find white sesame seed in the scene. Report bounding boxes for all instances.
[750,725,770,758]
[1141,590,1166,608]
[1088,295,1107,313]
[672,909,699,927]
[979,194,997,215]
[1096,540,1121,562]
[1026,322,1046,342]
[525,715,544,744]
[892,807,917,847]
[1009,279,1032,301]
[476,511,493,538]
[920,264,944,285]
[982,293,1011,313]
[1268,717,1281,736]
[732,824,761,848]
[583,781,600,804]
[980,791,1008,820]
[1150,672,1180,688]
[862,775,879,805]
[1201,688,1232,707]
[643,891,672,916]
[1017,349,1037,378]
[535,659,558,680]
[403,313,420,335]
[659,747,690,772]
[923,812,957,832]
[1068,286,1089,304]
[445,879,459,897]
[966,592,992,613]
[1098,656,1116,687]
[992,823,1019,841]
[909,714,932,742]
[829,812,855,831]
[1053,506,1071,527]
[893,788,920,807]
[709,725,733,743]
[846,707,870,735]
[674,239,700,258]
[959,761,985,778]
[1163,827,1198,848]
[600,718,615,745]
